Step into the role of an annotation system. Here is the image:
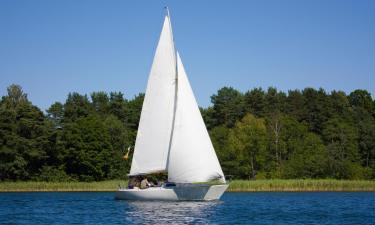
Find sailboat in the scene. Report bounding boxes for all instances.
[115,8,228,201]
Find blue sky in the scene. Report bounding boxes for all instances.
[1,0,374,111]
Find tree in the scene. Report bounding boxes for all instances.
[63,93,93,122]
[244,88,266,117]
[323,118,361,179]
[91,92,110,116]
[286,89,305,120]
[329,90,352,120]
[62,115,112,181]
[228,114,267,179]
[267,113,283,172]
[0,85,49,180]
[104,115,132,179]
[264,87,286,115]
[211,87,244,127]
[301,88,331,134]
[266,115,309,176]
[109,92,127,121]
[201,106,216,130]
[125,93,144,131]
[210,126,232,175]
[349,89,374,115]
[46,102,64,127]
[358,120,375,168]
[283,133,328,178]
[2,84,28,108]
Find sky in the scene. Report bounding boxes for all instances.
[1,0,374,111]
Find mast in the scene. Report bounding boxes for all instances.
[165,6,178,171]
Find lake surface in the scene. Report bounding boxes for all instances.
[0,192,374,224]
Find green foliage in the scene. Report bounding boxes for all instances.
[211,87,245,127]
[0,85,49,180]
[358,120,375,168]
[0,84,374,181]
[282,133,328,178]
[36,166,75,182]
[323,118,360,179]
[301,88,331,133]
[264,87,286,115]
[228,114,267,179]
[91,92,110,116]
[62,115,113,181]
[103,115,132,179]
[64,93,93,121]
[209,87,375,180]
[0,85,142,181]
[349,89,374,114]
[46,102,64,127]
[244,88,266,117]
[210,125,231,172]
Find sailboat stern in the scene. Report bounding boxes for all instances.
[203,184,229,200]
[172,183,228,201]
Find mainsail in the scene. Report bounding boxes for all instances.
[130,11,225,183]
[129,15,176,175]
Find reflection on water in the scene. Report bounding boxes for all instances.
[124,201,222,224]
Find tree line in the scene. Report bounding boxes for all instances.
[0,84,374,181]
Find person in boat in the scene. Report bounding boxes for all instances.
[128,176,141,189]
[140,177,151,189]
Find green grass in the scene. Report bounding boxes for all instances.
[1,179,375,192]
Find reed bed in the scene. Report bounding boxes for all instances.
[227,179,375,192]
[1,179,375,192]
[0,180,127,192]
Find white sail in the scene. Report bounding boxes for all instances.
[129,15,176,175]
[167,53,226,183]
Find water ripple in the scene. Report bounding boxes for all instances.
[0,192,374,225]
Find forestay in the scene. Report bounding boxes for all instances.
[129,16,176,175]
[167,53,226,183]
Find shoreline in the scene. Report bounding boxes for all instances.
[1,179,375,192]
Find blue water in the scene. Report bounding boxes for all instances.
[0,192,374,225]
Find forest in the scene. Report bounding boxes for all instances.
[0,84,374,182]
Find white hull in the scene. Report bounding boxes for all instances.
[115,184,228,201]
